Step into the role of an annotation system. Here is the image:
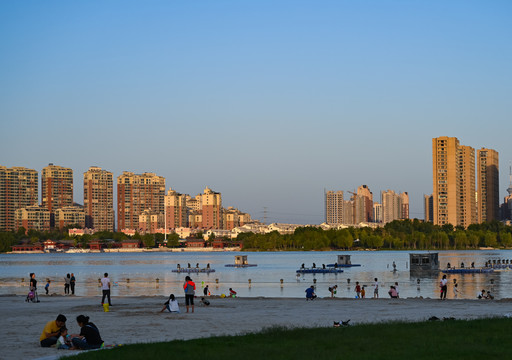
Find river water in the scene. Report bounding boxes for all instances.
[2,250,511,299]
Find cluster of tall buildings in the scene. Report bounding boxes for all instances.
[0,164,251,234]
[325,185,409,226]
[425,136,511,227]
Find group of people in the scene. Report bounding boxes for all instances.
[28,272,77,298]
[40,314,103,350]
[160,276,214,314]
[306,278,404,300]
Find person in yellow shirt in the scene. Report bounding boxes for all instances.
[40,314,67,347]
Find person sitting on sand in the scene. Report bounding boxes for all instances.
[71,315,104,350]
[56,327,74,350]
[229,288,237,297]
[305,286,316,300]
[485,291,494,300]
[40,314,67,347]
[388,286,398,298]
[160,294,180,313]
[477,289,486,299]
[201,297,210,306]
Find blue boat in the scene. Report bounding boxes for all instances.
[296,268,344,274]
[441,268,494,274]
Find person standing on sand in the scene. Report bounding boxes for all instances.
[204,284,210,296]
[183,275,196,313]
[440,274,448,300]
[101,273,112,306]
[64,273,71,294]
[373,278,379,298]
[70,273,76,295]
[355,282,361,298]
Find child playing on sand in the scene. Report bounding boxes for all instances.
[45,279,50,295]
[229,288,237,298]
[355,282,361,298]
[201,297,210,306]
[56,327,73,350]
[160,294,180,313]
[361,285,366,298]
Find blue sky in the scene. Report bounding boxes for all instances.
[1,1,511,224]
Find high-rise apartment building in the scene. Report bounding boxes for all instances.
[83,167,114,231]
[165,188,188,229]
[15,206,51,232]
[477,148,499,223]
[381,190,409,224]
[41,164,73,227]
[373,203,383,223]
[0,166,39,231]
[432,137,476,227]
[325,190,344,225]
[117,172,165,231]
[54,206,85,230]
[353,185,373,224]
[200,186,222,229]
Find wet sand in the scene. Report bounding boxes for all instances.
[3,294,512,360]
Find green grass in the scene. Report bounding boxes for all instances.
[65,318,512,360]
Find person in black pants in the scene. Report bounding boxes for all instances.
[70,273,76,295]
[100,273,112,306]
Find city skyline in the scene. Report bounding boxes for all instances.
[1,1,511,224]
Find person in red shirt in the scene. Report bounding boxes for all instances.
[183,276,196,313]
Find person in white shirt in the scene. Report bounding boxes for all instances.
[373,278,379,298]
[160,294,180,313]
[440,275,448,300]
[100,273,112,306]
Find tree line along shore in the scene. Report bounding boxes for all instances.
[1,219,512,253]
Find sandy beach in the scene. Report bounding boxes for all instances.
[4,294,512,360]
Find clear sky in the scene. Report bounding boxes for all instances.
[1,1,511,224]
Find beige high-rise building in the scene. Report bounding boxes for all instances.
[381,190,409,224]
[459,145,476,228]
[200,186,222,229]
[41,164,73,227]
[117,172,165,231]
[0,166,39,231]
[139,209,164,233]
[54,206,85,230]
[343,200,354,225]
[353,185,373,224]
[477,148,499,223]
[325,190,344,225]
[15,206,51,232]
[432,137,476,227]
[165,188,188,229]
[373,202,383,223]
[83,167,114,231]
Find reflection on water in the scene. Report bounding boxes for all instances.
[0,250,511,299]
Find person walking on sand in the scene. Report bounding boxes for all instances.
[64,273,71,295]
[373,278,379,298]
[440,274,448,300]
[394,282,400,298]
[45,279,50,295]
[101,273,112,306]
[70,273,76,295]
[183,275,196,313]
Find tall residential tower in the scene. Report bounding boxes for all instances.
[83,166,115,231]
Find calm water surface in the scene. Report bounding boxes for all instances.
[1,250,511,299]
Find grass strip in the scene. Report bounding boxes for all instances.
[64,318,512,360]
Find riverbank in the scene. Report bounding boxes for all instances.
[4,295,512,360]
